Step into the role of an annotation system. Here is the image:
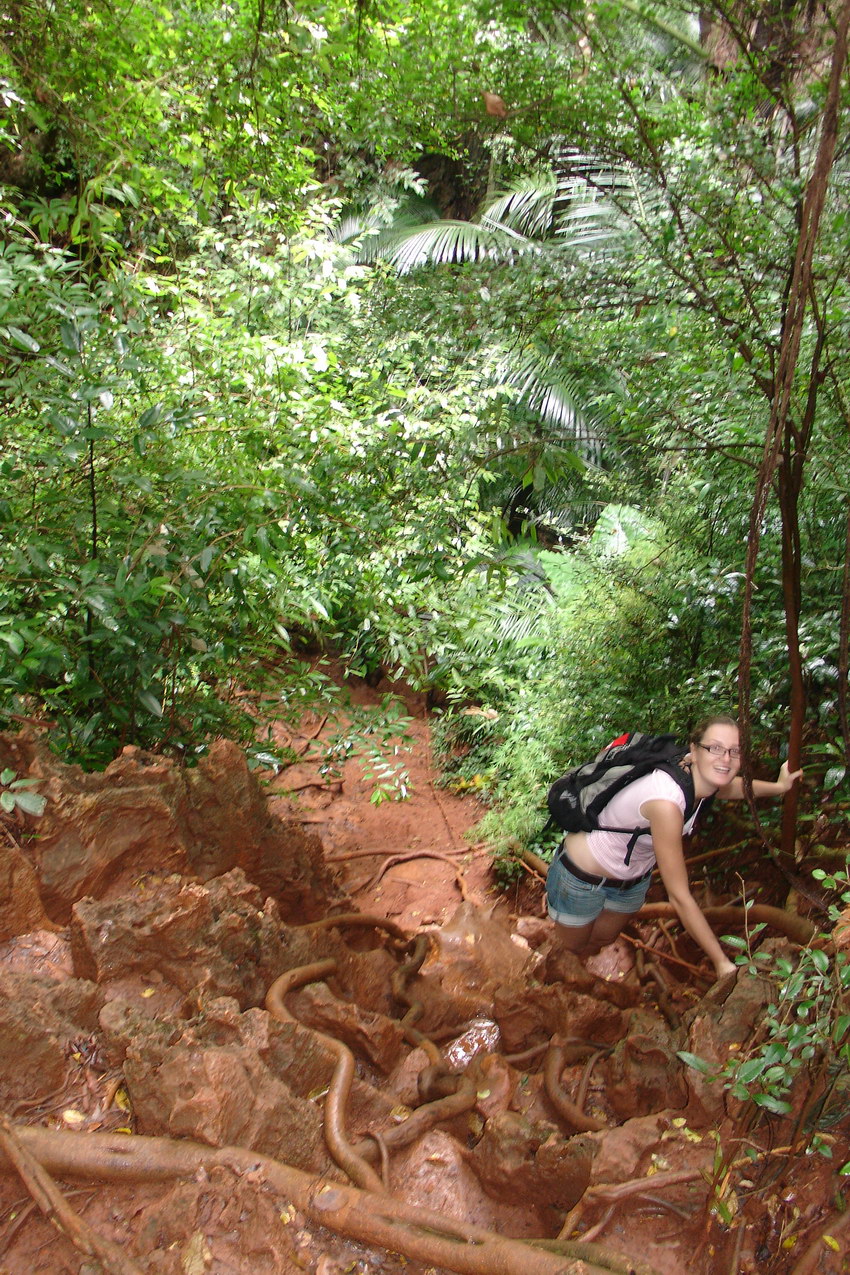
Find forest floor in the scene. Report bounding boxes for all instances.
[0,673,848,1275]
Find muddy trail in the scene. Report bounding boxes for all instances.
[0,679,847,1275]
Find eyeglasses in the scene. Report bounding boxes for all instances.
[698,743,742,759]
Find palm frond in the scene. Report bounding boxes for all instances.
[481,172,558,238]
[357,219,534,273]
[499,347,604,465]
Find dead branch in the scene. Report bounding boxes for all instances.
[0,1126,655,1275]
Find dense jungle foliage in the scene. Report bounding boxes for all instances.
[2,0,849,851]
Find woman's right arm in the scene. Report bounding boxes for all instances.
[645,799,736,980]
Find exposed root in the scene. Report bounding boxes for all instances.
[326,847,469,862]
[0,1115,145,1275]
[296,912,410,944]
[353,1075,478,1165]
[265,960,385,1194]
[637,902,815,945]
[543,1041,606,1133]
[0,1126,654,1275]
[575,1048,610,1114]
[366,850,469,900]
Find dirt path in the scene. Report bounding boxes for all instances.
[262,679,534,932]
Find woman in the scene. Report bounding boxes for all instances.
[545,715,802,980]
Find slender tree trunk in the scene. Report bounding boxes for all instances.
[737,1,850,838]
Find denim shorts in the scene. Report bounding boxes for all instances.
[545,853,653,926]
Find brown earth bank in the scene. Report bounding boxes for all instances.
[0,677,848,1275]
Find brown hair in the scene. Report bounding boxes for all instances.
[689,714,739,747]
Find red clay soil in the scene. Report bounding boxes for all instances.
[0,676,848,1275]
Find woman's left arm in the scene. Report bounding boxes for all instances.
[717,761,803,801]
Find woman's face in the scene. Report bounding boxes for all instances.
[693,721,742,788]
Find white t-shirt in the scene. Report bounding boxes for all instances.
[585,768,701,879]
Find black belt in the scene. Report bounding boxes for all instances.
[557,848,653,890]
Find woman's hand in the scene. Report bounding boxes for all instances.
[777,761,803,792]
[714,957,737,980]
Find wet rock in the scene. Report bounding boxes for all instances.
[335,944,400,1018]
[290,981,405,1072]
[132,1167,307,1275]
[494,984,626,1054]
[385,1046,431,1108]
[391,1128,547,1236]
[0,969,103,1102]
[601,1027,689,1120]
[467,1110,595,1211]
[0,842,54,940]
[123,1009,333,1172]
[0,928,72,979]
[585,1110,713,1188]
[412,902,538,1031]
[3,733,334,925]
[99,998,182,1065]
[681,958,775,1123]
[69,869,294,1004]
[472,1053,517,1120]
[540,945,638,1008]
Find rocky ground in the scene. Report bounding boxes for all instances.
[0,679,848,1275]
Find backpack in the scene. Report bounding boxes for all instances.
[547,731,708,865]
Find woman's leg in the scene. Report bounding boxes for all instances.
[547,858,652,959]
[545,856,605,956]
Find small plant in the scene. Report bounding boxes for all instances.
[318,694,415,806]
[0,768,47,816]
[678,871,850,1170]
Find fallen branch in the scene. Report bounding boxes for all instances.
[0,1115,145,1275]
[0,1126,658,1275]
[637,902,815,945]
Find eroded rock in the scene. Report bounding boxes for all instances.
[1,732,335,926]
[70,869,295,1003]
[0,969,103,1102]
[290,981,405,1072]
[467,1110,595,1212]
[0,841,54,940]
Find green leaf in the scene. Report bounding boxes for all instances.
[138,691,163,718]
[11,790,47,816]
[751,1094,792,1115]
[736,1057,767,1084]
[59,321,82,353]
[6,326,41,353]
[676,1051,713,1075]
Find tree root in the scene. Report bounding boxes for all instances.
[0,1115,145,1275]
[637,902,815,945]
[0,1126,659,1275]
[295,912,410,945]
[544,1041,606,1133]
[365,850,469,900]
[265,959,385,1194]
